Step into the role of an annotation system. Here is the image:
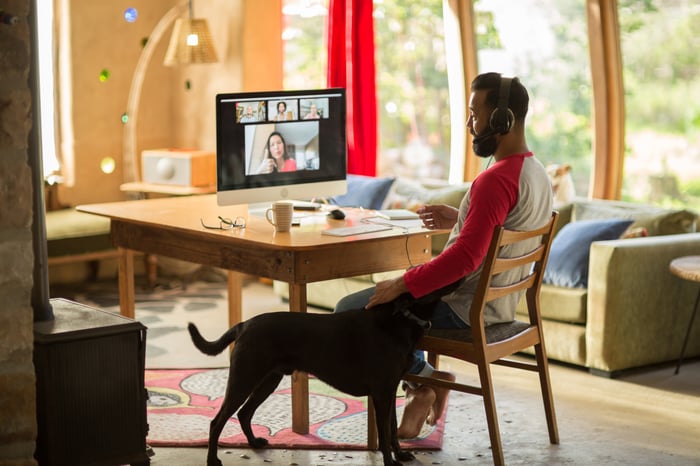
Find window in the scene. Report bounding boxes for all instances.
[373,1,451,181]
[474,0,593,196]
[283,1,599,190]
[618,0,700,211]
[282,0,453,182]
[37,0,61,181]
[282,1,328,91]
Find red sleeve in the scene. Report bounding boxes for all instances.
[403,157,523,298]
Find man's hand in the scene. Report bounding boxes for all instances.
[417,204,459,230]
[366,276,409,309]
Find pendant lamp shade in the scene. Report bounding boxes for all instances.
[163,17,218,65]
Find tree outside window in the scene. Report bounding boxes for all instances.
[475,0,593,196]
[618,0,700,211]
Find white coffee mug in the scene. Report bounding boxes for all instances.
[265,201,294,232]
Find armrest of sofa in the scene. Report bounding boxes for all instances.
[586,233,700,374]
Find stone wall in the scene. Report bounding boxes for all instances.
[0,0,38,464]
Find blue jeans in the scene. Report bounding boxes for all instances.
[334,286,468,375]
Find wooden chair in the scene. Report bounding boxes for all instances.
[398,211,560,465]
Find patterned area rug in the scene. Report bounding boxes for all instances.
[146,368,445,450]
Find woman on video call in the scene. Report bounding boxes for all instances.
[255,131,297,174]
[273,101,292,121]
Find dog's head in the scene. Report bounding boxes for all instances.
[546,163,576,205]
[392,278,464,327]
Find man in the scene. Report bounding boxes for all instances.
[304,103,321,119]
[239,105,257,123]
[334,72,553,438]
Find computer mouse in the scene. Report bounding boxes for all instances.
[328,208,346,220]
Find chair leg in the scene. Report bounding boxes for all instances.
[478,363,505,466]
[533,343,559,444]
[427,351,439,369]
[367,396,378,451]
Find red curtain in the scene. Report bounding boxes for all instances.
[327,0,377,176]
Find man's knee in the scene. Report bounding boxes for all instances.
[333,287,374,313]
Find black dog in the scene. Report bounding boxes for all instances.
[188,281,461,466]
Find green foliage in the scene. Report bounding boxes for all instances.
[684,178,700,197]
[283,9,327,90]
[373,0,452,174]
[474,0,593,190]
[622,2,700,135]
[475,11,502,49]
[619,0,700,209]
[617,0,658,34]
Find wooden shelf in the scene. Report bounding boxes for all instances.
[120,182,215,196]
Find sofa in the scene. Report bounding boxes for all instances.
[273,175,700,376]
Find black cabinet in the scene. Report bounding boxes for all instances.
[34,298,149,465]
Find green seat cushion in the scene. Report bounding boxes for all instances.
[45,209,113,258]
[517,284,588,324]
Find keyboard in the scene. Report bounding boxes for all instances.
[292,200,323,211]
[321,223,393,237]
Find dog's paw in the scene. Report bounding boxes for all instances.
[206,456,223,466]
[396,449,415,462]
[249,437,269,449]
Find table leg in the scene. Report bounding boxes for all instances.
[675,287,700,375]
[117,247,135,319]
[227,271,243,328]
[144,254,158,289]
[289,283,309,434]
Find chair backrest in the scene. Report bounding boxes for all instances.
[469,211,559,339]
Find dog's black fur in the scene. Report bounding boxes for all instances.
[188,280,461,466]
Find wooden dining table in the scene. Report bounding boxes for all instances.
[78,194,438,435]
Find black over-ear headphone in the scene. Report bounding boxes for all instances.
[489,76,515,135]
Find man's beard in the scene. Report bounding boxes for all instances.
[472,128,498,158]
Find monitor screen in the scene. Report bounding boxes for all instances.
[215,88,347,206]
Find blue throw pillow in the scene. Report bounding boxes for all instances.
[330,175,395,210]
[544,218,634,288]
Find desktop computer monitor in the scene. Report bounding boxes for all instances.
[215,88,347,207]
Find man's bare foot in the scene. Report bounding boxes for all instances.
[397,385,436,439]
[426,370,456,425]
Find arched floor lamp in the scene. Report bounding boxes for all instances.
[122,0,217,184]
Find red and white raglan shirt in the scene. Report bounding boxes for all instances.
[404,152,553,325]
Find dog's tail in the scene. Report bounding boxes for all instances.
[187,322,241,356]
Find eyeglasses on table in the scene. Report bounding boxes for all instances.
[200,216,246,230]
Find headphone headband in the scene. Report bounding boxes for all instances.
[489,76,515,134]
